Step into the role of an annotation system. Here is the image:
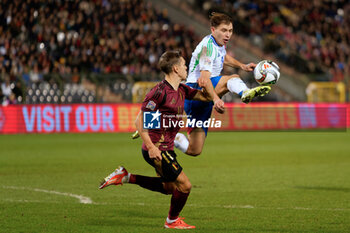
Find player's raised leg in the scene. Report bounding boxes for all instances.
[214,74,243,97]
[99,166,172,194]
[241,85,270,103]
[174,132,189,153]
[99,166,129,189]
[99,164,195,228]
[187,129,206,156]
[175,83,214,156]
[215,74,271,103]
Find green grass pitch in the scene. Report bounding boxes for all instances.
[1,131,349,233]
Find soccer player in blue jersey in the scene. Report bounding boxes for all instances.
[174,12,271,156]
[132,13,270,156]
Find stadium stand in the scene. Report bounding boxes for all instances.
[157,0,349,102]
[0,0,200,104]
[190,0,350,82]
[1,0,348,104]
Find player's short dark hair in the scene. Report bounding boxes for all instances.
[158,50,182,74]
[209,12,232,28]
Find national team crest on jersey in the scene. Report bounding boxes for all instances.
[203,57,212,66]
[145,100,156,111]
[143,110,161,129]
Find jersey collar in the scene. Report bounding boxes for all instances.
[210,35,221,47]
[163,79,175,90]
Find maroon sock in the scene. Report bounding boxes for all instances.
[129,174,169,194]
[168,189,190,220]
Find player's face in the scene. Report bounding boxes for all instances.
[176,57,187,81]
[211,23,233,46]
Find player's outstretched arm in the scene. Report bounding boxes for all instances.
[224,54,256,72]
[135,111,162,161]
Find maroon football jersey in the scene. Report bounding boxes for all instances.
[141,80,198,151]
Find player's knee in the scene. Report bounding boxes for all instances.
[178,181,192,193]
[184,182,192,193]
[163,182,176,194]
[186,147,202,156]
[224,74,240,85]
[186,150,201,156]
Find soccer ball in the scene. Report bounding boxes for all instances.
[253,60,280,85]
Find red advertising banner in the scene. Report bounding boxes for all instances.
[0,104,141,134]
[210,103,349,131]
[0,103,348,134]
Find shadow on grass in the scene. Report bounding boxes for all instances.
[87,216,164,229]
[86,208,166,228]
[295,186,350,192]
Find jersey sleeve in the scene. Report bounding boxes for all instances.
[181,84,199,100]
[141,85,163,111]
[198,43,216,73]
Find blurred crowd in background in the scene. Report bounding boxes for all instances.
[0,0,199,104]
[0,0,349,105]
[197,0,350,82]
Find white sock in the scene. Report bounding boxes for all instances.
[166,217,178,224]
[227,78,249,96]
[122,173,130,183]
[174,133,189,153]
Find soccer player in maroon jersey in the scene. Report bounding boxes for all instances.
[99,51,215,229]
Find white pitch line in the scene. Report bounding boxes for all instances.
[93,202,350,212]
[2,186,349,212]
[2,198,60,204]
[2,186,93,204]
[2,198,349,211]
